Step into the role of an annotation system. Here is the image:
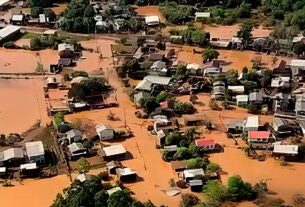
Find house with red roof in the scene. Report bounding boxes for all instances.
[195,139,216,151]
[247,131,271,143]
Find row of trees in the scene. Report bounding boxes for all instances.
[51,174,161,207]
[170,27,210,46]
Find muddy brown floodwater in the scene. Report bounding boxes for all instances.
[0,79,49,135]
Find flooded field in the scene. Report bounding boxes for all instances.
[0,79,49,135]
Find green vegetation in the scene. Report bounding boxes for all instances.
[29,0,53,8]
[77,157,91,174]
[51,174,157,207]
[203,175,257,206]
[160,2,193,24]
[187,157,210,169]
[71,70,89,78]
[170,27,210,46]
[202,48,219,62]
[54,112,65,126]
[29,34,73,51]
[68,77,111,101]
[21,32,41,39]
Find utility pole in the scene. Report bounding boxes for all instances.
[124,108,126,128]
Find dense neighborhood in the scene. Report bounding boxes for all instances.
[1,0,305,207]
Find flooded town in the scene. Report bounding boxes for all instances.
[0,0,305,207]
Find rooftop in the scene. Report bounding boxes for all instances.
[0,25,20,40]
[96,123,113,133]
[183,168,204,178]
[20,163,38,170]
[195,139,215,147]
[103,144,126,157]
[245,116,259,129]
[25,141,44,157]
[144,75,172,86]
[116,167,136,176]
[273,144,298,155]
[68,142,85,153]
[0,148,24,161]
[248,131,270,139]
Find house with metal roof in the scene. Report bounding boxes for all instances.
[0,25,20,44]
[68,142,88,160]
[236,95,248,108]
[273,144,298,157]
[145,16,160,26]
[195,139,216,151]
[183,168,204,182]
[0,148,24,167]
[249,91,263,104]
[116,167,137,182]
[25,141,45,163]
[96,124,115,141]
[195,12,211,21]
[247,131,271,143]
[244,115,259,132]
[101,144,126,160]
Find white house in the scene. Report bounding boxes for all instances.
[25,141,45,163]
[236,95,248,107]
[244,115,259,132]
[183,169,204,182]
[228,85,245,94]
[96,124,115,141]
[273,144,298,155]
[145,16,160,26]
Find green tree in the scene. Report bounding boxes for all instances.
[237,21,254,44]
[54,112,65,126]
[156,91,170,103]
[94,190,108,207]
[202,48,220,62]
[77,157,91,174]
[187,157,210,169]
[227,175,256,201]
[30,37,42,50]
[184,128,200,143]
[174,147,192,160]
[203,180,227,206]
[29,0,53,8]
[206,162,221,173]
[174,102,195,114]
[108,190,133,207]
[176,64,187,78]
[165,132,183,146]
[180,193,200,207]
[72,70,89,78]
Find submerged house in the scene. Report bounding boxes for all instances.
[101,144,127,161]
[183,168,204,182]
[25,141,45,164]
[116,167,137,182]
[96,124,115,141]
[195,139,216,152]
[0,148,24,167]
[273,144,298,159]
[68,142,88,160]
[244,116,259,132]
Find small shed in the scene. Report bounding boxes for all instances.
[65,129,83,145]
[96,124,115,141]
[20,163,39,177]
[116,167,137,182]
[195,12,211,21]
[273,144,298,158]
[11,14,25,25]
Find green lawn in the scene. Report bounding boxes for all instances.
[21,32,41,39]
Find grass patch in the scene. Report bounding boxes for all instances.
[21,32,41,39]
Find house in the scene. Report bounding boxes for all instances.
[236,95,248,107]
[135,75,172,92]
[149,61,167,76]
[148,53,164,61]
[101,144,126,160]
[133,91,149,107]
[154,117,176,133]
[248,131,271,143]
[179,114,206,127]
[58,43,74,59]
[106,161,122,174]
[96,124,115,141]
[0,167,7,177]
[20,163,39,177]
[116,167,137,182]
[249,91,263,104]
[107,187,122,196]
[76,173,94,182]
[210,38,231,48]
[195,139,216,151]
[171,160,187,172]
[213,86,226,100]
[244,115,259,132]
[289,59,305,81]
[295,94,305,116]
[25,141,45,163]
[188,179,203,192]
[271,77,290,88]
[155,129,166,148]
[39,14,48,24]
[228,85,245,94]
[226,120,244,133]
[273,60,290,77]
[273,144,298,158]
[0,148,24,167]
[195,12,210,21]
[273,93,293,112]
[0,25,21,44]
[273,118,300,138]
[164,145,178,153]
[187,63,202,76]
[64,129,83,145]
[183,168,204,182]
[68,143,88,160]
[145,16,160,26]
[11,14,25,25]
[204,67,221,77]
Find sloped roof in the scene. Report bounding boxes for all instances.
[195,139,215,147]
[25,141,44,157]
[248,131,270,139]
[103,144,126,157]
[273,144,298,154]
